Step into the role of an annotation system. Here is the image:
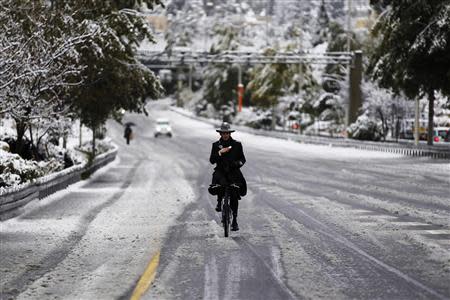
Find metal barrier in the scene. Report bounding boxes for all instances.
[0,147,117,219]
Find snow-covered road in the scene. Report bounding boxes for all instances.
[1,100,449,299]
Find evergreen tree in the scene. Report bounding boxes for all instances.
[203,24,244,117]
[63,0,164,153]
[164,0,205,53]
[370,0,391,14]
[312,0,331,47]
[369,0,450,145]
[248,48,298,109]
[323,22,359,94]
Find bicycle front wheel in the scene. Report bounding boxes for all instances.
[223,202,230,237]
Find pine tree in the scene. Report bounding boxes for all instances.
[312,0,331,46]
[369,0,450,145]
[203,24,243,115]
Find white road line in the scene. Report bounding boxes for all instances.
[203,256,219,300]
[258,187,281,193]
[224,255,241,300]
[351,209,374,214]
[425,230,450,235]
[436,240,450,247]
[270,246,283,279]
[75,187,123,193]
[390,222,432,227]
[374,215,400,221]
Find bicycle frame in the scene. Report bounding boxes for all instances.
[222,186,231,237]
[219,183,239,237]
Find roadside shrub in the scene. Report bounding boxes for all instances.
[348,114,383,141]
[0,150,47,187]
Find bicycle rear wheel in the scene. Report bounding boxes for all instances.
[222,198,230,237]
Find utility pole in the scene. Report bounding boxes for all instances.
[298,0,303,95]
[177,67,183,107]
[345,0,353,132]
[188,64,193,91]
[347,0,352,52]
[414,98,420,145]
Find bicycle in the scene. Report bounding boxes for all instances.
[218,183,240,237]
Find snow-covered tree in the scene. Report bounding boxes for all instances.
[0,0,94,157]
[164,0,205,53]
[202,23,245,117]
[65,0,164,154]
[359,81,413,141]
[312,0,331,47]
[369,0,450,145]
[247,48,291,109]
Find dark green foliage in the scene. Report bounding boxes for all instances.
[323,22,360,94]
[64,0,164,129]
[248,63,289,108]
[369,0,450,144]
[203,24,248,112]
[204,64,241,110]
[348,116,383,141]
[312,0,331,47]
[370,0,450,98]
[370,0,391,14]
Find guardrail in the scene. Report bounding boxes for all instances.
[0,146,117,220]
[170,107,450,160]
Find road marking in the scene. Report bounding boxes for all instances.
[130,251,160,300]
[224,255,241,300]
[373,215,399,221]
[204,256,219,300]
[390,221,430,227]
[270,246,283,279]
[425,230,450,235]
[351,209,373,214]
[259,187,280,193]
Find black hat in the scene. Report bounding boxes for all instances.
[216,122,235,133]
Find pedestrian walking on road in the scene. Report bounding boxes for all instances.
[124,124,133,145]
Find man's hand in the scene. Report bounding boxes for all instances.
[218,146,232,156]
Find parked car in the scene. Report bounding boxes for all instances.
[433,127,450,143]
[154,118,172,138]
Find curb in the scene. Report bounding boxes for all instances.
[0,145,118,220]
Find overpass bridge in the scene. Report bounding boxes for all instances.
[137,49,362,125]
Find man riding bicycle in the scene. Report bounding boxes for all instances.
[208,122,247,231]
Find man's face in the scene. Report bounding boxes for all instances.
[220,132,230,141]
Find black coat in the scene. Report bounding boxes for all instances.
[209,137,247,196]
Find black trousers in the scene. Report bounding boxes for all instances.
[212,170,239,217]
[218,190,239,217]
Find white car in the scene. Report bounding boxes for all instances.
[154,118,172,138]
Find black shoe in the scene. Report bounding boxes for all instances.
[215,202,222,212]
[231,219,239,231]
